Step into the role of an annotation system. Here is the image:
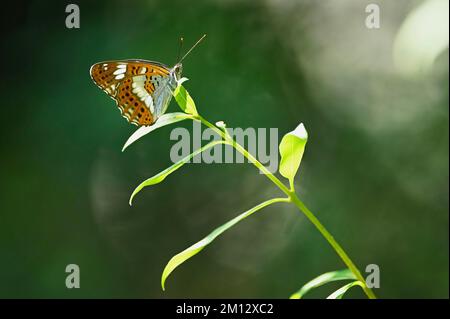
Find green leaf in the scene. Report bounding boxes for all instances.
[129,140,226,205]
[290,269,356,299]
[327,281,365,299]
[122,112,194,152]
[279,123,308,187]
[173,81,198,115]
[161,197,289,290]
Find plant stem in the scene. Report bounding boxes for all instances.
[196,115,377,299]
[289,192,377,299]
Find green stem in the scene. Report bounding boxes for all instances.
[289,192,376,299]
[196,115,377,299]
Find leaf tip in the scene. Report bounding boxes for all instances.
[161,265,171,291]
[177,77,189,86]
[215,121,226,128]
[128,193,135,206]
[293,123,308,141]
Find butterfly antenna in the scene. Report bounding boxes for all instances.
[178,34,206,63]
[175,37,184,64]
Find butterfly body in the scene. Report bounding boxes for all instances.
[90,60,182,126]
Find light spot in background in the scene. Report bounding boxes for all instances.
[262,0,447,134]
[393,0,449,76]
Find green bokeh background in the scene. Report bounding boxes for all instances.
[0,0,448,298]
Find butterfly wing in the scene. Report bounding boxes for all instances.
[90,60,174,126]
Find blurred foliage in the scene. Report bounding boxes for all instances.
[0,0,448,298]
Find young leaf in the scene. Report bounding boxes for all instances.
[129,140,226,205]
[173,82,198,116]
[327,281,364,299]
[279,123,308,187]
[161,197,289,290]
[290,269,356,299]
[122,112,195,152]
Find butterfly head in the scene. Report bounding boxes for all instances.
[172,63,183,80]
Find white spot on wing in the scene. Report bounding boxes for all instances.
[131,75,151,100]
[133,75,146,82]
[132,86,149,100]
[113,68,126,75]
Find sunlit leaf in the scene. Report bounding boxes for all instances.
[279,123,308,186]
[290,269,356,299]
[129,140,226,205]
[122,112,195,152]
[327,281,364,299]
[161,197,289,290]
[173,82,198,115]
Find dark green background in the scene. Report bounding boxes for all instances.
[1,0,448,298]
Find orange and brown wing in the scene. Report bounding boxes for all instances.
[90,60,170,126]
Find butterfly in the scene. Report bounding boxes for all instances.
[90,35,205,126]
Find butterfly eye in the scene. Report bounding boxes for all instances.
[174,64,183,76]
